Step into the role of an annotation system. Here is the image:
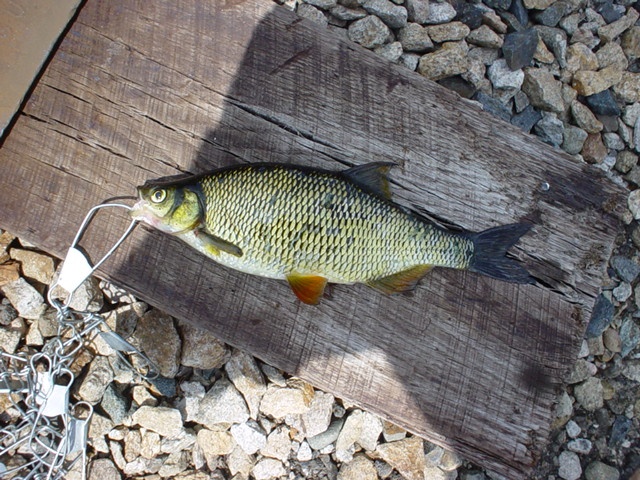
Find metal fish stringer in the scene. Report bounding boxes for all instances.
[0,203,158,480]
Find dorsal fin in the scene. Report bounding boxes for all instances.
[343,162,396,200]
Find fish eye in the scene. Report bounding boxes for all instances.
[151,189,167,203]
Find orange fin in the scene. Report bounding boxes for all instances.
[286,274,328,305]
[367,265,433,294]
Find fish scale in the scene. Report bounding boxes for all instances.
[197,164,472,282]
[131,162,532,304]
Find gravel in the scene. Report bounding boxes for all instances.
[3,0,640,479]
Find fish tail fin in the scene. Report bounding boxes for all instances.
[468,223,534,284]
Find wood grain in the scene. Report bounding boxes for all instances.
[0,0,624,477]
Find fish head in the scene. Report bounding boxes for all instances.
[131,183,202,234]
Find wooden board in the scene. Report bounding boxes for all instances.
[0,0,625,477]
[0,0,82,136]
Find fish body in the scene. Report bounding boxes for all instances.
[131,162,532,304]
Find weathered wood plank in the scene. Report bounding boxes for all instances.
[0,0,624,477]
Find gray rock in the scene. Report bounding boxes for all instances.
[571,100,603,134]
[66,276,104,312]
[619,316,640,358]
[533,0,573,27]
[635,117,640,153]
[439,75,477,98]
[298,4,329,26]
[101,383,130,425]
[487,58,524,91]
[0,318,25,354]
[523,68,564,114]
[473,92,511,122]
[194,379,250,428]
[562,126,589,155]
[585,294,615,337]
[134,309,181,378]
[406,0,430,24]
[610,256,640,283]
[573,377,604,411]
[502,29,537,70]
[564,359,597,384]
[585,461,620,480]
[132,405,185,438]
[307,417,344,450]
[158,450,189,477]
[374,41,404,62]
[423,1,456,24]
[622,102,640,128]
[535,26,568,68]
[78,355,114,404]
[534,112,564,147]
[0,278,46,320]
[305,0,338,9]
[148,375,177,398]
[362,0,408,28]
[0,297,17,326]
[400,52,421,70]
[398,23,434,52]
[179,320,229,370]
[511,105,542,133]
[612,282,632,302]
[348,16,392,49]
[231,420,267,455]
[483,0,512,10]
[616,150,638,173]
[331,5,367,21]
[567,438,592,455]
[301,391,334,438]
[585,89,621,117]
[553,391,573,428]
[604,133,625,150]
[467,25,503,48]
[417,41,469,80]
[558,451,582,480]
[608,415,632,448]
[88,458,121,480]
[456,3,485,30]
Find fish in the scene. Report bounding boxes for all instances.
[130,162,533,304]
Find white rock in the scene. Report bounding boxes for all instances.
[227,445,255,477]
[181,381,206,421]
[88,458,121,480]
[424,1,456,24]
[158,450,189,477]
[335,410,363,462]
[132,406,185,439]
[194,379,250,428]
[359,412,383,451]
[124,429,142,462]
[197,429,235,463]
[567,438,592,455]
[231,421,267,455]
[140,430,161,459]
[488,58,525,91]
[252,458,287,480]
[566,420,581,438]
[628,189,640,220]
[0,278,46,320]
[297,440,314,462]
[613,282,632,302]
[179,320,229,370]
[87,413,114,454]
[9,248,55,285]
[260,386,310,419]
[558,451,582,480]
[261,426,292,462]
[225,349,266,419]
[160,428,196,453]
[301,391,334,438]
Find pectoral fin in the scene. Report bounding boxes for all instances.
[195,229,243,257]
[367,265,433,294]
[286,274,328,305]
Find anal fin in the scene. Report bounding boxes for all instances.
[367,265,433,295]
[286,273,328,305]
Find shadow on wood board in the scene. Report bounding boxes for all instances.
[0,0,625,478]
